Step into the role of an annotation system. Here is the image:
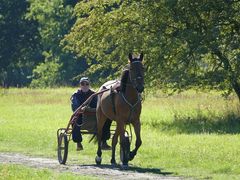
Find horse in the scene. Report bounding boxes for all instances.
[95,53,144,168]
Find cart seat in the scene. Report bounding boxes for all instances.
[81,109,97,133]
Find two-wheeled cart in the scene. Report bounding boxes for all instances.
[57,89,132,165]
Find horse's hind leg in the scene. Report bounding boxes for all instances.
[111,124,120,165]
[95,107,107,165]
[129,119,142,161]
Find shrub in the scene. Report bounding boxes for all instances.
[30,59,62,88]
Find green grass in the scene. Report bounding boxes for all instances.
[0,87,240,179]
[0,164,97,180]
[142,90,240,134]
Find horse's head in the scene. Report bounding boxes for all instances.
[128,53,144,93]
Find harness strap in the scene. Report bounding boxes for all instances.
[131,61,142,64]
[120,92,141,123]
[110,87,116,114]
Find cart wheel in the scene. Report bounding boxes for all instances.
[57,133,69,164]
[120,135,130,166]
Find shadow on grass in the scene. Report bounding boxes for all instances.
[80,164,173,176]
[127,165,173,175]
[150,111,240,134]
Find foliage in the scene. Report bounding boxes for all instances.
[0,0,42,87]
[0,0,87,87]
[30,54,61,88]
[64,0,240,99]
[26,0,86,85]
[162,0,240,97]
[1,0,240,96]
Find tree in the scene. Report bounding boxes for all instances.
[64,0,240,100]
[0,0,42,87]
[27,0,87,86]
[163,0,240,98]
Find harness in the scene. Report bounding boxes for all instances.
[120,92,142,124]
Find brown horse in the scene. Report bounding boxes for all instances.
[95,53,144,167]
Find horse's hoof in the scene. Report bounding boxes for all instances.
[129,152,135,161]
[95,156,102,165]
[111,159,116,166]
[121,163,128,170]
[111,162,117,167]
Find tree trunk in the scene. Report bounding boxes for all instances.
[212,48,240,101]
[232,79,240,101]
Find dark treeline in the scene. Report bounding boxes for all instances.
[0,0,240,100]
[0,0,86,87]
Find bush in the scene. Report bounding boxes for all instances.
[30,59,62,88]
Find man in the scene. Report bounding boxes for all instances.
[71,77,112,151]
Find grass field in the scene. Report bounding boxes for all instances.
[0,88,240,179]
[0,164,97,180]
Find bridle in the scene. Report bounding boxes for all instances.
[120,60,144,123]
[129,61,144,91]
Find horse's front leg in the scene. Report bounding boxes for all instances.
[129,120,142,161]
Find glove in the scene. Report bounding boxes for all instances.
[80,106,87,112]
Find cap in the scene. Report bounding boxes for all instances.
[79,77,89,83]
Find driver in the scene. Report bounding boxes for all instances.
[71,77,112,151]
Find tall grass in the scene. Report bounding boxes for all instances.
[0,88,240,179]
[142,90,240,134]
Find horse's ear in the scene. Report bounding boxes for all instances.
[128,53,133,62]
[140,53,144,61]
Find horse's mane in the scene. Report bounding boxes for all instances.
[120,65,130,93]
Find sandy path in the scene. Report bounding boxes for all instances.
[0,153,182,180]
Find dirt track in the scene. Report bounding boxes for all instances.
[0,153,183,179]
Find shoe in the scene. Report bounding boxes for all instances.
[101,141,111,150]
[77,142,83,151]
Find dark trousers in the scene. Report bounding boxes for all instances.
[102,119,112,141]
[72,116,83,143]
[72,117,112,143]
